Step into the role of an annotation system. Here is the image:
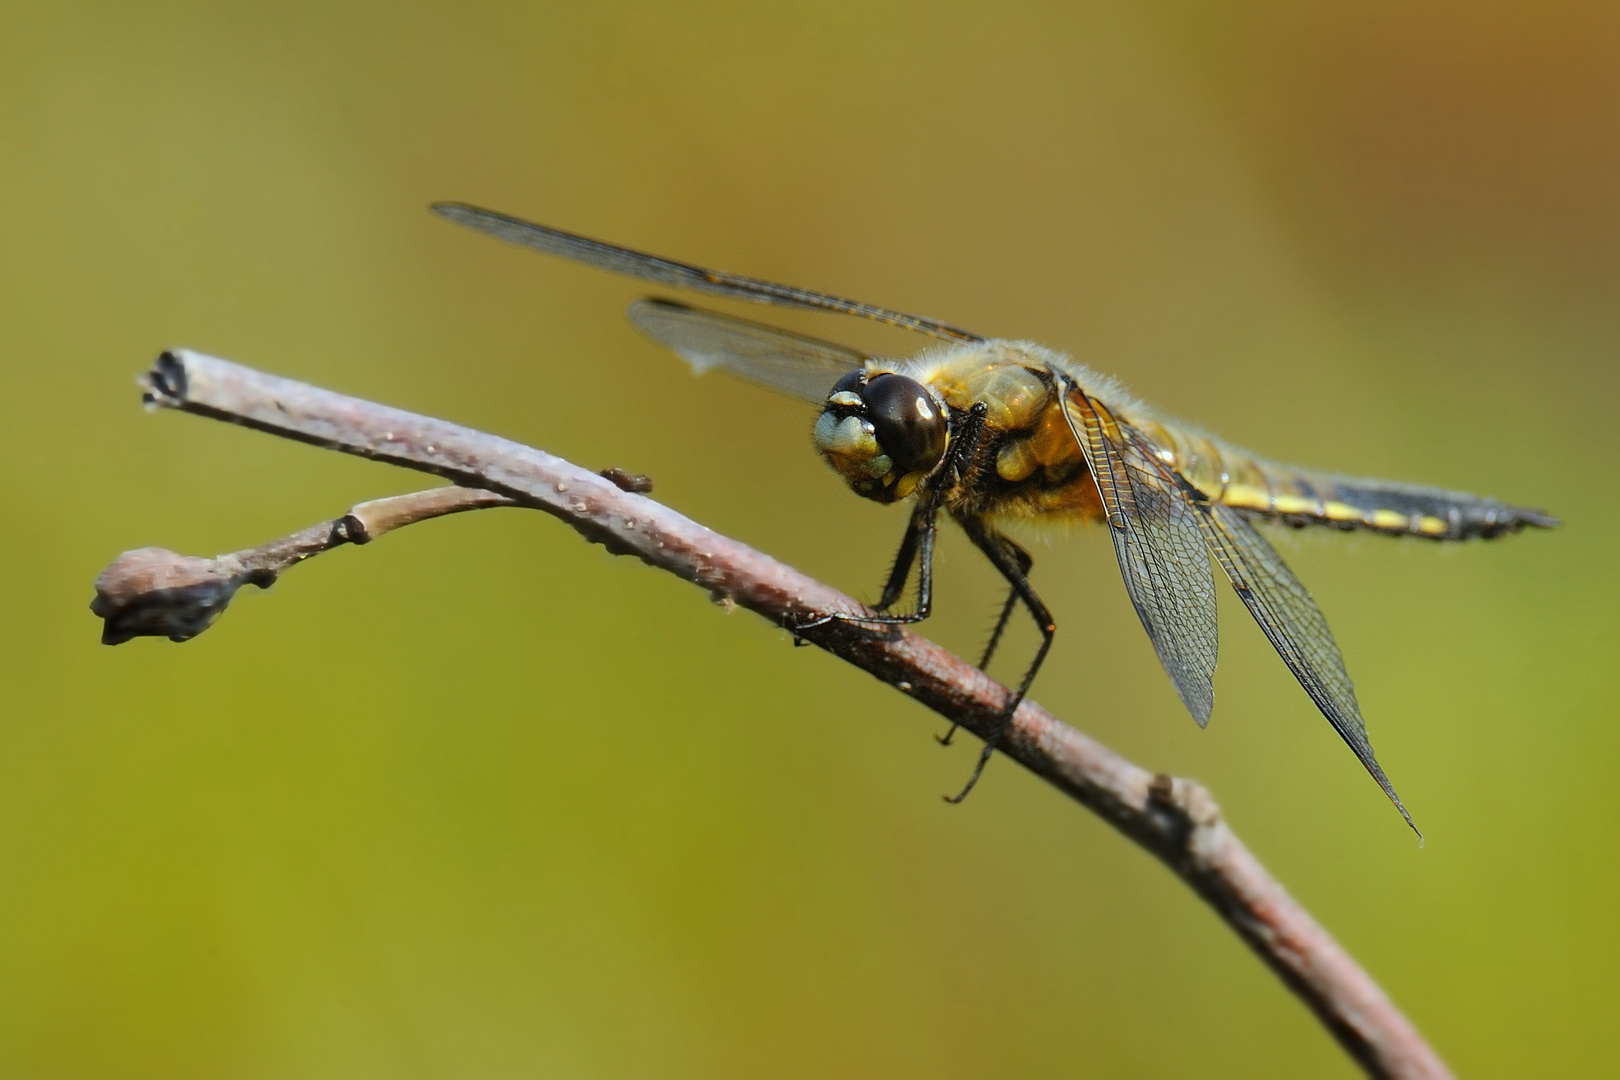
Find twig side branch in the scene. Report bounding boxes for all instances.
[117,349,1450,1080]
[91,487,517,643]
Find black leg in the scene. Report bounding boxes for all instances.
[873,505,928,614]
[790,508,936,634]
[838,507,936,625]
[939,536,1034,746]
[978,536,1033,671]
[944,516,1055,803]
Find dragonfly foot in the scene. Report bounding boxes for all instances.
[943,710,1016,803]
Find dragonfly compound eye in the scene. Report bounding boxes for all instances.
[829,368,867,397]
[861,373,948,475]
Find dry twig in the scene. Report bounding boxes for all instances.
[92,349,1451,1080]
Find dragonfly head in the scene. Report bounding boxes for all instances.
[813,368,949,503]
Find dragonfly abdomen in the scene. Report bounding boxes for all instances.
[1084,410,1557,541]
[1220,459,1558,540]
[1276,474,1556,539]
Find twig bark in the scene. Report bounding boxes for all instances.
[96,348,1452,1080]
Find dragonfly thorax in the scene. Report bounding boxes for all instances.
[813,368,950,503]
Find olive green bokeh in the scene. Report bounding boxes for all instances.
[2,2,1615,1076]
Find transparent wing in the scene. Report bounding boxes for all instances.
[1058,381,1219,725]
[432,203,985,344]
[628,298,868,404]
[1196,501,1419,836]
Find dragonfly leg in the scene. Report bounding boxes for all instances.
[978,536,1034,670]
[789,507,937,635]
[944,517,1055,803]
[833,508,937,626]
[939,536,1034,747]
[873,505,930,614]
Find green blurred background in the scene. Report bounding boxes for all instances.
[2,1,1615,1076]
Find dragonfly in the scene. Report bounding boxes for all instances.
[433,202,1557,835]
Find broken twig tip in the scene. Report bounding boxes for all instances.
[140,351,189,409]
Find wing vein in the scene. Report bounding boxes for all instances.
[1196,502,1419,837]
[1056,380,1219,726]
[432,203,986,344]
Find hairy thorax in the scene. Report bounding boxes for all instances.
[898,342,1106,525]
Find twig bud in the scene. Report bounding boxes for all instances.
[89,547,268,645]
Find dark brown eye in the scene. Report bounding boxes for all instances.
[830,368,866,397]
[861,373,948,474]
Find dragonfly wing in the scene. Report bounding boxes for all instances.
[628,298,867,404]
[432,203,985,343]
[1060,384,1219,725]
[1197,501,1419,836]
